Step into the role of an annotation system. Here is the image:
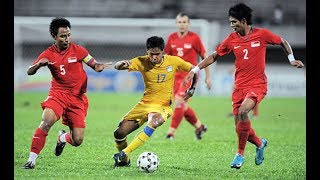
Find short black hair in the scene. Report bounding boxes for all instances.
[229,3,253,25]
[49,17,71,38]
[146,36,164,50]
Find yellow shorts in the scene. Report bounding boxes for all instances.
[122,101,173,127]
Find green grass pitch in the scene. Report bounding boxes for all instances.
[14,92,306,179]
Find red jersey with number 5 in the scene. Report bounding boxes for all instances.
[33,43,90,95]
[165,31,206,79]
[216,27,282,89]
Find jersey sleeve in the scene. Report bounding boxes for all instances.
[128,56,143,72]
[174,56,193,72]
[164,35,173,55]
[194,35,206,58]
[215,36,232,56]
[33,50,50,65]
[261,28,282,45]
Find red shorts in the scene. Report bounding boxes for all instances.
[174,72,199,99]
[232,85,267,115]
[41,91,89,128]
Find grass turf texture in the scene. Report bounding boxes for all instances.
[14,92,306,179]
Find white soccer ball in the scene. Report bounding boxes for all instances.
[136,152,160,173]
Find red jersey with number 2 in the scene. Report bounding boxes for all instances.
[216,27,282,89]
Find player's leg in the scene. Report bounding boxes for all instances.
[113,120,140,167]
[246,88,268,165]
[54,94,89,156]
[166,79,184,139]
[124,112,164,154]
[167,97,185,139]
[23,108,59,169]
[230,89,254,169]
[252,103,259,119]
[114,104,172,167]
[183,102,207,140]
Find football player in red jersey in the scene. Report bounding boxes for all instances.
[164,12,212,140]
[22,17,112,169]
[184,3,304,169]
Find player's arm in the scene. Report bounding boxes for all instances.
[114,60,131,70]
[200,53,212,90]
[27,58,49,75]
[280,38,304,68]
[183,66,198,100]
[83,54,112,72]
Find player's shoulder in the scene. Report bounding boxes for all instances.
[164,54,184,63]
[253,27,272,34]
[168,32,178,39]
[188,31,200,36]
[70,43,86,50]
[134,55,148,62]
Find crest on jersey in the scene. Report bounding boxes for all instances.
[184,43,192,49]
[68,57,77,63]
[251,41,260,47]
[166,66,172,72]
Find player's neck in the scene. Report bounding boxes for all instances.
[178,31,188,37]
[240,26,252,36]
[151,56,164,67]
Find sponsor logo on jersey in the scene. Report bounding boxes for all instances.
[68,57,77,63]
[251,41,260,47]
[166,66,172,72]
[184,43,192,49]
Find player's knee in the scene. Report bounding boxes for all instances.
[238,108,250,120]
[150,114,164,128]
[114,129,126,139]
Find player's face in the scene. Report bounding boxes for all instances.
[176,16,190,34]
[54,27,71,50]
[147,48,164,64]
[229,16,244,33]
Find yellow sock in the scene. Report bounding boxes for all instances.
[115,137,127,151]
[123,125,154,154]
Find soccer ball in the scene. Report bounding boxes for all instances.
[136,152,160,173]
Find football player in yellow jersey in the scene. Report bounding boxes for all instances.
[112,36,198,167]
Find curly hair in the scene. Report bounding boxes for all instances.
[49,17,71,38]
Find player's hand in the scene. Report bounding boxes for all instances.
[205,77,212,90]
[183,71,195,87]
[96,62,113,72]
[184,87,195,100]
[114,60,130,70]
[290,60,304,68]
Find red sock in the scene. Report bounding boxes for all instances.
[236,121,251,156]
[247,128,262,147]
[170,105,185,129]
[184,107,198,125]
[30,128,48,155]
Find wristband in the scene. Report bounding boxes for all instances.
[191,66,200,73]
[288,54,295,62]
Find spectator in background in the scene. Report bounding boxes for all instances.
[164,12,212,140]
[183,3,304,169]
[22,17,112,169]
[272,4,284,25]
